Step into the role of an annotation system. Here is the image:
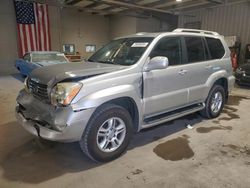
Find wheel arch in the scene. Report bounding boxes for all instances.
[97,97,140,133]
[205,70,229,102]
[213,77,229,101]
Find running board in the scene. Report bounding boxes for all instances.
[141,103,205,129]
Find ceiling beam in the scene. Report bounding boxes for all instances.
[168,1,210,11]
[93,4,111,10]
[66,0,82,5]
[74,0,94,7]
[95,0,173,14]
[206,0,223,4]
[137,0,161,5]
[154,0,194,8]
[179,0,249,13]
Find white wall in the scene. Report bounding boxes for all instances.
[109,14,177,39]
[136,17,174,33]
[0,1,176,75]
[49,6,61,52]
[60,8,110,58]
[0,3,111,75]
[0,0,18,75]
[109,15,137,39]
[178,1,250,62]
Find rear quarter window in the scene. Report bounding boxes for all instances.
[206,37,225,59]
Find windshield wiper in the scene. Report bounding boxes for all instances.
[97,60,115,64]
[88,59,116,64]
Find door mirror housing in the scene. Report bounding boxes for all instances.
[144,56,169,72]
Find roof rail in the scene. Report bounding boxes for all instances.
[136,32,148,35]
[173,28,220,36]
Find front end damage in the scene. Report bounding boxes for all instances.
[16,89,94,142]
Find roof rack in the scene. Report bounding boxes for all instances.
[135,32,148,35]
[173,28,220,36]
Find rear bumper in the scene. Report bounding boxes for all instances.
[16,90,95,142]
[228,75,235,92]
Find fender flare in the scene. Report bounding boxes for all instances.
[72,84,142,113]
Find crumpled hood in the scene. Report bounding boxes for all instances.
[35,61,68,67]
[30,62,127,85]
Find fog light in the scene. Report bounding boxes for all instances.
[54,124,67,132]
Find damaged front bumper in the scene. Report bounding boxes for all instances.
[16,89,95,142]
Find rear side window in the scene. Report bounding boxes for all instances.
[185,37,205,63]
[206,37,225,59]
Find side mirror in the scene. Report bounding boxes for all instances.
[144,56,169,72]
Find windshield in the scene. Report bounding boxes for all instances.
[88,37,153,66]
[32,53,68,64]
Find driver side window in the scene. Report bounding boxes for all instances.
[23,53,31,62]
[150,37,182,66]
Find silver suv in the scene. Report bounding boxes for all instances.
[16,29,235,162]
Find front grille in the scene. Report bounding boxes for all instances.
[27,78,49,101]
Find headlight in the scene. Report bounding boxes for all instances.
[24,77,30,93]
[51,82,82,106]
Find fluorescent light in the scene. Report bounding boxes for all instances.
[176,0,182,2]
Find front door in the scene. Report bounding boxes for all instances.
[143,36,188,117]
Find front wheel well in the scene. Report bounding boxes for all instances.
[101,97,139,133]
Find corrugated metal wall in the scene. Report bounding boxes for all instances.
[178,1,250,62]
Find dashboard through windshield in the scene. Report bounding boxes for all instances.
[88,37,154,66]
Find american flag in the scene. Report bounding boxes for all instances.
[14,0,51,57]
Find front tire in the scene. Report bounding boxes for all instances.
[79,104,133,162]
[200,85,225,119]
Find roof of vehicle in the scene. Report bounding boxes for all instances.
[118,28,222,39]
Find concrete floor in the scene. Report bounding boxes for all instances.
[0,75,250,188]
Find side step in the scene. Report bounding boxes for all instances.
[141,103,205,129]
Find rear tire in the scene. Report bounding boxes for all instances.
[79,104,133,162]
[200,85,225,119]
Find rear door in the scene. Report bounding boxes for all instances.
[182,36,226,104]
[180,36,211,104]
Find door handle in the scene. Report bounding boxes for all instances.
[178,69,188,75]
[206,65,213,70]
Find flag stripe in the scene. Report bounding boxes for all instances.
[41,5,47,51]
[33,3,39,50]
[20,25,27,53]
[19,25,25,55]
[25,25,31,52]
[46,5,51,50]
[28,25,34,51]
[22,25,28,54]
[31,24,37,51]
[35,3,42,51]
[17,25,23,56]
[44,5,50,50]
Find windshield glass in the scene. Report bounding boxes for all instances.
[88,37,153,66]
[32,53,68,64]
